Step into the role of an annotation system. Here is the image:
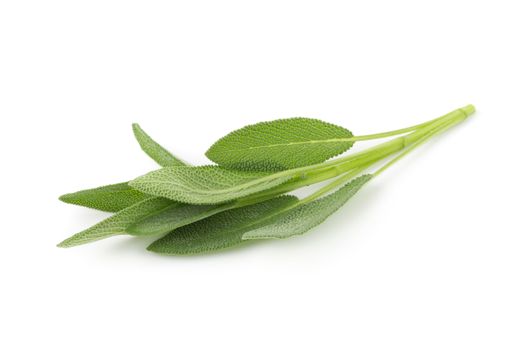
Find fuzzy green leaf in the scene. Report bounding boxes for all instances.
[127,202,233,236]
[57,197,173,248]
[242,174,372,240]
[147,196,298,255]
[129,166,294,204]
[206,117,354,171]
[59,125,187,212]
[133,123,186,167]
[59,182,150,213]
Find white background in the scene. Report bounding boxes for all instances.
[1,1,524,349]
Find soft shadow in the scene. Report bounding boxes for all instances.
[104,232,268,260]
[107,235,158,253]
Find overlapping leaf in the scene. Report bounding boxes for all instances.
[57,197,173,247]
[129,166,294,204]
[59,124,186,212]
[242,174,372,240]
[59,182,150,212]
[127,202,233,236]
[147,196,298,255]
[206,117,354,171]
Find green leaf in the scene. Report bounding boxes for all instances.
[59,125,187,212]
[242,174,373,240]
[57,197,173,248]
[147,196,299,255]
[129,165,294,204]
[206,117,354,171]
[59,182,150,213]
[133,123,187,167]
[127,202,233,236]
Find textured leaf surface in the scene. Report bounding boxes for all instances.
[57,197,173,247]
[60,125,186,212]
[59,182,150,212]
[127,202,233,236]
[147,196,298,255]
[133,123,186,167]
[129,166,293,204]
[243,174,372,240]
[206,117,354,171]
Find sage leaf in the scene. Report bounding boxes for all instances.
[147,196,298,255]
[58,105,475,253]
[59,182,150,213]
[57,197,173,247]
[127,202,234,236]
[133,123,186,167]
[206,117,354,171]
[129,166,294,204]
[242,174,372,240]
[59,125,187,212]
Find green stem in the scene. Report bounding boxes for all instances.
[346,106,473,142]
[239,140,397,204]
[239,161,364,203]
[350,115,442,141]
[296,105,474,205]
[373,111,468,177]
[245,105,472,185]
[299,166,368,204]
[236,105,474,207]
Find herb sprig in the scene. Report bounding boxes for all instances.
[58,105,475,254]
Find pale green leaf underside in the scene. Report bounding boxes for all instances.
[133,123,187,167]
[206,117,354,171]
[243,174,373,240]
[127,202,233,236]
[59,182,151,213]
[57,197,173,248]
[147,196,299,255]
[129,166,294,204]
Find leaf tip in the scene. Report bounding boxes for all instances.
[146,241,161,253]
[146,239,178,255]
[58,193,77,205]
[56,238,71,248]
[132,123,141,132]
[132,123,147,142]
